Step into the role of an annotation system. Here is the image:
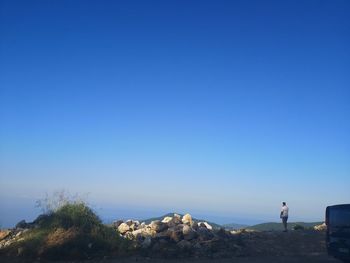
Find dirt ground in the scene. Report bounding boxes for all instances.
[0,255,341,263]
[0,230,343,263]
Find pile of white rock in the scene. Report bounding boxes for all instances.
[113,213,242,257]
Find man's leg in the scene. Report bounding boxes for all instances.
[283,217,288,231]
[282,217,287,231]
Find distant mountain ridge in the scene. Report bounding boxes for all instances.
[124,212,323,232]
[222,223,250,230]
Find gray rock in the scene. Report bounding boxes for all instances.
[155,231,169,239]
[197,227,213,241]
[167,227,183,242]
[168,214,182,227]
[182,225,197,240]
[175,224,185,232]
[191,222,199,231]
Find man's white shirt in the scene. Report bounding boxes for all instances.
[281,206,289,217]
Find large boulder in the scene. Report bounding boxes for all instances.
[117,223,131,234]
[132,228,156,239]
[182,214,193,225]
[150,220,168,232]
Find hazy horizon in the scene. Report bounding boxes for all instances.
[0,190,330,228]
[1,1,349,229]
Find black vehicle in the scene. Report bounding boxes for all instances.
[326,204,350,262]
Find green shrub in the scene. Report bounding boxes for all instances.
[4,201,131,260]
[52,203,101,232]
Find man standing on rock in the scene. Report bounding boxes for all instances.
[280,202,289,232]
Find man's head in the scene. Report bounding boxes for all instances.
[282,202,286,206]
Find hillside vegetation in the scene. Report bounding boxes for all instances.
[0,203,130,260]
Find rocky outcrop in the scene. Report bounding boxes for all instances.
[113,213,243,257]
[0,229,28,250]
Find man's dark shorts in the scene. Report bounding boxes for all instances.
[282,216,288,223]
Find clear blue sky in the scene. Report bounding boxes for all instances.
[0,0,349,227]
